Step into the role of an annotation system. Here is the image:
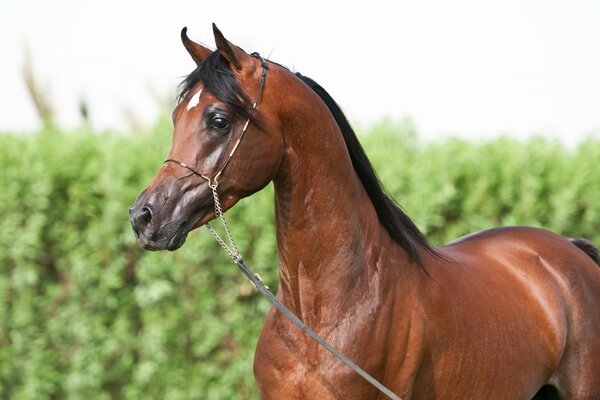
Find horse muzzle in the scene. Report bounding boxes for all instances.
[129,199,190,251]
[129,176,216,251]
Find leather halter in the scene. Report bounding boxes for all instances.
[164,52,268,189]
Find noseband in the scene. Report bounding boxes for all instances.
[164,52,269,189]
[162,52,402,400]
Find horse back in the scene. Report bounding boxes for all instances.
[439,226,600,313]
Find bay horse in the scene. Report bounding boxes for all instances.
[130,25,600,399]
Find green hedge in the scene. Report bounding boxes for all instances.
[1,118,598,399]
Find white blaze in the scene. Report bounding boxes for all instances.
[186,89,203,111]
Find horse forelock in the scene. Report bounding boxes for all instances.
[178,52,253,119]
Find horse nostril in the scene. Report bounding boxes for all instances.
[140,206,153,231]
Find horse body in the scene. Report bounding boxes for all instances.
[251,61,600,399]
[423,227,600,399]
[257,216,600,398]
[130,25,600,399]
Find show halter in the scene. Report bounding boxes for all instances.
[164,53,402,400]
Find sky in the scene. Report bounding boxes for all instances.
[1,0,599,145]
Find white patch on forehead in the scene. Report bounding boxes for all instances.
[186,89,203,111]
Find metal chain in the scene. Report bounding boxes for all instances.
[205,184,241,262]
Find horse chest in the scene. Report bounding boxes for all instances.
[254,309,389,399]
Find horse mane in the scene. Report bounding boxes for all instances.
[179,53,438,265]
[295,73,439,265]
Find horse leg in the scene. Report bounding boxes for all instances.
[549,357,600,400]
[548,239,600,399]
[548,313,600,399]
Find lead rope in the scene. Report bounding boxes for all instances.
[206,184,403,400]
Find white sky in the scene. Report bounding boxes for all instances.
[1,0,599,144]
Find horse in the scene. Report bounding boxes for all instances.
[129,24,600,399]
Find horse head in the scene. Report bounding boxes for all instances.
[129,25,283,250]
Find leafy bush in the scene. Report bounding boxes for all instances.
[1,119,598,399]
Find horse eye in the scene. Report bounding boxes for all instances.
[211,116,231,131]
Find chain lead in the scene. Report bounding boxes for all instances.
[206,184,241,262]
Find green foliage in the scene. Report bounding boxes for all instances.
[0,120,598,399]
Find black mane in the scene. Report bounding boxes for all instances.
[179,55,438,265]
[295,74,438,265]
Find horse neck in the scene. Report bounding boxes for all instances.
[271,84,414,317]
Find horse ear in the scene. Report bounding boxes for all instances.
[181,27,212,65]
[212,23,251,70]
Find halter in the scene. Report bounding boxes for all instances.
[164,52,269,190]
[163,52,402,400]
